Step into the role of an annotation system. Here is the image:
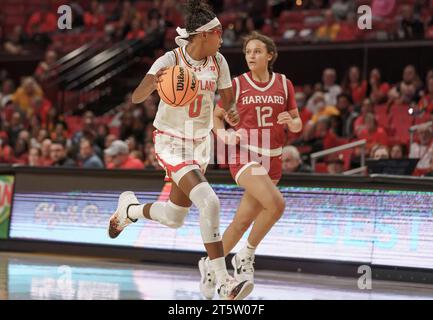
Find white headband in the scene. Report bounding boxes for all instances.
[175,17,221,47]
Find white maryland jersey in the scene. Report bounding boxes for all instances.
[147,46,232,139]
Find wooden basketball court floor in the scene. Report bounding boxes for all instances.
[1,252,433,300]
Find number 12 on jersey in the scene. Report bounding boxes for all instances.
[255,106,273,127]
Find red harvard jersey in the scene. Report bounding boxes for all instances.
[231,72,297,150]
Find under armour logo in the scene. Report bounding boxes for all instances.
[194,67,202,72]
[210,66,216,72]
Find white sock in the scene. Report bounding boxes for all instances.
[239,241,256,258]
[127,204,145,220]
[209,257,229,284]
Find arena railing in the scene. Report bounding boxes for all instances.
[310,139,367,175]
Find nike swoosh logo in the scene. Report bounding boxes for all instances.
[241,89,250,94]
[237,266,243,274]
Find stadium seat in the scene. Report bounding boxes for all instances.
[315,162,328,173]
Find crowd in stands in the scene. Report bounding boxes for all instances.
[1,0,433,55]
[0,0,433,176]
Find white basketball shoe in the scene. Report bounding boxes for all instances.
[108,191,140,238]
[217,277,254,300]
[198,257,216,299]
[232,253,255,283]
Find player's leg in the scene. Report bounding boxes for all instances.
[108,182,192,239]
[171,167,251,300]
[230,164,285,282]
[221,192,262,255]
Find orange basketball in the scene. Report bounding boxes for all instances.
[157,66,199,107]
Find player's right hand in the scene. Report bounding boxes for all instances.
[155,67,169,84]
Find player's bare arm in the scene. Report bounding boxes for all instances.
[213,106,240,145]
[131,67,168,104]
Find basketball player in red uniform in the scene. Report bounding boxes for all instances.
[199,31,302,299]
[108,0,253,300]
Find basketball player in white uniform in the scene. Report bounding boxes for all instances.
[107,0,253,300]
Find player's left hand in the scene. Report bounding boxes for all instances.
[277,111,292,125]
[225,108,240,127]
[277,111,302,133]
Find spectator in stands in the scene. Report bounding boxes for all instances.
[371,144,390,159]
[322,68,342,106]
[50,140,76,167]
[34,50,58,82]
[70,1,85,29]
[397,5,425,40]
[94,123,110,152]
[390,143,407,160]
[334,11,360,42]
[326,154,345,174]
[367,68,390,105]
[281,146,312,173]
[31,128,50,149]
[315,10,340,42]
[28,114,42,142]
[7,111,25,148]
[71,111,97,147]
[308,92,340,124]
[105,134,117,149]
[78,137,104,169]
[143,145,162,170]
[143,140,154,159]
[334,93,356,138]
[342,66,367,106]
[353,98,374,138]
[372,0,397,19]
[50,121,69,143]
[0,134,13,164]
[126,18,145,40]
[331,0,354,21]
[40,138,53,166]
[389,65,423,104]
[104,140,144,169]
[418,77,433,114]
[126,135,141,155]
[27,146,42,167]
[13,130,30,165]
[119,111,134,140]
[84,0,106,31]
[304,116,339,153]
[357,112,389,153]
[409,124,433,173]
[12,77,43,117]
[26,4,57,39]
[3,26,28,55]
[143,8,165,38]
[32,96,52,128]
[295,92,313,126]
[0,79,15,108]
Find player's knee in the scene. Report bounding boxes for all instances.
[189,182,221,242]
[190,182,220,217]
[269,194,285,221]
[164,201,190,229]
